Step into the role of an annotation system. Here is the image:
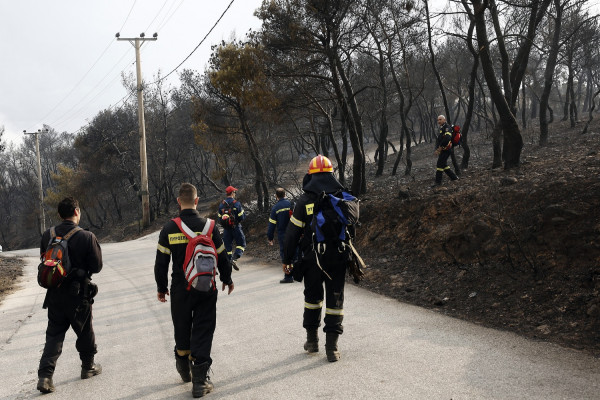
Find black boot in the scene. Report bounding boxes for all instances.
[81,358,102,379]
[304,329,319,353]
[325,332,340,362]
[175,351,191,383]
[37,377,55,393]
[191,361,214,398]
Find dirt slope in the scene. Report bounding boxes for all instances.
[245,119,600,356]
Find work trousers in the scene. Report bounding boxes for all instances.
[435,150,458,184]
[302,257,346,335]
[223,224,246,261]
[38,289,97,378]
[170,284,217,364]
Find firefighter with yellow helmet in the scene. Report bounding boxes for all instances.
[282,155,350,362]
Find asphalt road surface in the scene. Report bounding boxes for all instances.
[1,233,599,400]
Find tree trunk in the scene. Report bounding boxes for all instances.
[539,0,563,146]
[425,0,450,118]
[462,20,479,169]
[468,0,524,169]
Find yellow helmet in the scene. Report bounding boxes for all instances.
[308,155,333,174]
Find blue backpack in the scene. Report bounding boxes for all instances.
[310,190,362,280]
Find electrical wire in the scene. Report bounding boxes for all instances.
[29,0,141,131]
[119,0,138,32]
[152,0,235,85]
[47,50,134,128]
[47,0,237,133]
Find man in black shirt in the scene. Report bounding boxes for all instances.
[155,183,234,398]
[37,197,103,393]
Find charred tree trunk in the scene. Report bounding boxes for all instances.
[539,0,563,146]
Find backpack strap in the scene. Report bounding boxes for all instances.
[173,217,214,238]
[63,226,83,240]
[172,217,196,239]
[202,218,215,236]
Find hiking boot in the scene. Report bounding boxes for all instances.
[37,377,55,393]
[191,362,214,398]
[81,360,102,379]
[280,277,294,283]
[175,353,191,383]
[304,329,319,353]
[325,332,340,362]
[232,259,239,271]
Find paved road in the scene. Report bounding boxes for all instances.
[1,234,599,400]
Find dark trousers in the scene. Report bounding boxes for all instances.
[302,258,346,335]
[170,284,217,364]
[277,231,294,280]
[223,224,246,260]
[38,290,97,378]
[435,150,458,184]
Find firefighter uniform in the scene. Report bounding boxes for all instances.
[283,171,346,336]
[267,197,292,259]
[38,220,103,383]
[217,197,246,261]
[435,122,459,185]
[154,209,232,365]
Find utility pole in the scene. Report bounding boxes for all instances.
[23,128,48,235]
[116,32,157,229]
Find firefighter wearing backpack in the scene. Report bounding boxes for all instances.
[282,155,354,362]
[37,197,103,394]
[217,186,246,270]
[155,183,234,398]
[433,114,459,187]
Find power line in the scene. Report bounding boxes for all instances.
[48,0,237,134]
[29,1,140,131]
[47,49,135,129]
[153,0,236,85]
[118,0,138,32]
[144,0,169,33]
[155,0,185,32]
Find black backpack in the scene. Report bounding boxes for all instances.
[310,190,364,281]
[219,199,238,228]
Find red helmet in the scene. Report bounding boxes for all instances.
[308,155,333,174]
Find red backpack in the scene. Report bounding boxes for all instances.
[451,125,462,146]
[172,218,218,292]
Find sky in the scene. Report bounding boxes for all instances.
[0,0,265,144]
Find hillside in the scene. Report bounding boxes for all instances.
[243,119,600,356]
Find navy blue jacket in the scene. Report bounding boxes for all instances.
[217,197,246,227]
[267,198,292,241]
[435,122,453,150]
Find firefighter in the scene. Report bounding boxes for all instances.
[37,197,103,393]
[282,155,348,362]
[433,115,459,187]
[155,183,234,398]
[267,187,294,283]
[217,186,246,270]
